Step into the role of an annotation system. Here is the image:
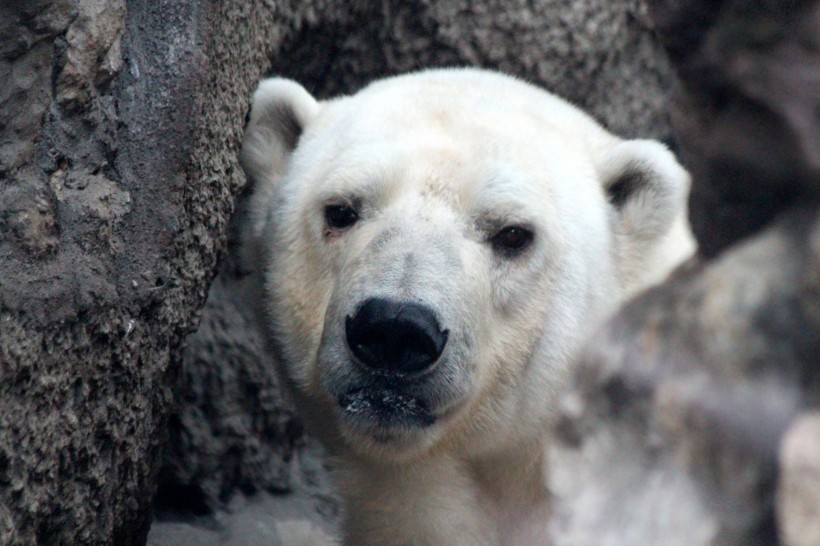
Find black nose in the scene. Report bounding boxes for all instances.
[345,298,448,374]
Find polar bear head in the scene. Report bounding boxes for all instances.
[241,69,694,462]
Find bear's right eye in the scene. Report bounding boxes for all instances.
[489,225,534,256]
[324,204,359,231]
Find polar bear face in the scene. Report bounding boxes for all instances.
[241,69,694,462]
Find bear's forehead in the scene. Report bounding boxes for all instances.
[328,90,565,145]
[304,74,616,181]
[344,72,603,136]
[308,100,579,183]
[290,72,610,222]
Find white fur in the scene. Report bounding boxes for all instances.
[240,68,695,546]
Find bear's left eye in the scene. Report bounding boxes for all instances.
[324,204,359,231]
[489,225,534,256]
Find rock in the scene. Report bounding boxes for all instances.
[648,0,820,256]
[273,0,676,140]
[54,0,126,110]
[778,413,820,546]
[0,0,280,544]
[149,440,338,546]
[550,209,820,545]
[156,271,301,514]
[549,1,820,544]
[0,0,73,173]
[148,489,338,546]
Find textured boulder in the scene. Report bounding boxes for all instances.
[550,211,819,545]
[650,0,820,256]
[272,0,675,140]
[778,413,820,546]
[549,1,820,544]
[0,0,278,544]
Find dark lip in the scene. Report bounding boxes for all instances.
[337,386,436,432]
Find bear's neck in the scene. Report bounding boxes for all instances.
[337,442,551,546]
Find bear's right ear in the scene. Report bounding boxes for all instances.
[239,79,319,270]
[594,139,696,292]
[240,78,320,187]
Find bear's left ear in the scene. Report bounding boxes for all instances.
[240,78,320,188]
[595,139,691,244]
[239,78,320,270]
[594,139,696,290]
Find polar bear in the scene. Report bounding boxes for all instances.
[240,68,695,546]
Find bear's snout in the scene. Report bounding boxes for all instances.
[345,298,448,374]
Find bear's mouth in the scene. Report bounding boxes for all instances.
[337,386,435,435]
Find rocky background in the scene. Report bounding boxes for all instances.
[1,0,817,545]
[549,2,820,545]
[1,0,278,544]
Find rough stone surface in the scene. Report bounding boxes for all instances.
[550,210,820,545]
[0,0,278,544]
[649,0,820,256]
[778,413,820,546]
[549,1,820,545]
[156,256,339,522]
[148,490,339,546]
[272,0,675,140]
[158,0,681,528]
[155,269,299,514]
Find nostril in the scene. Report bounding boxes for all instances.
[345,298,448,374]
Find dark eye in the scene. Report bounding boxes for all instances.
[489,226,534,256]
[324,204,359,230]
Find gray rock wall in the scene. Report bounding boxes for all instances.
[549,1,820,544]
[272,0,675,140]
[0,0,278,543]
